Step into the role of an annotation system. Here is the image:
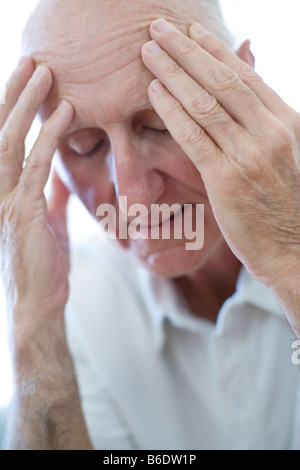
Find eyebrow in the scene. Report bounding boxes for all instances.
[60,98,154,139]
[59,117,105,142]
[136,99,153,111]
[60,117,90,139]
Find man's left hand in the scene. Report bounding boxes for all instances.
[142,18,300,334]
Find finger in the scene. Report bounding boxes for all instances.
[142,40,250,156]
[0,66,53,191]
[47,168,70,220]
[0,57,35,129]
[47,169,70,252]
[19,100,73,202]
[148,19,274,137]
[148,79,223,175]
[189,23,293,121]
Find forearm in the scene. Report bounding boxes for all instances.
[5,310,93,450]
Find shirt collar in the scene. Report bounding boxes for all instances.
[137,264,284,350]
[234,267,283,317]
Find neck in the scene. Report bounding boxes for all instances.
[174,242,241,323]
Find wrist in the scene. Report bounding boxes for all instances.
[267,265,300,337]
[9,302,65,332]
[9,307,68,374]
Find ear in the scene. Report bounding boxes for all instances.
[236,39,255,69]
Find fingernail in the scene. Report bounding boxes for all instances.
[145,40,162,54]
[57,99,70,113]
[151,18,173,34]
[32,66,44,80]
[191,23,208,37]
[149,79,165,94]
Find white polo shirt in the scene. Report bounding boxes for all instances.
[65,235,300,450]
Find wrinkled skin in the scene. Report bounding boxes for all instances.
[3,0,300,451]
[13,0,248,320]
[2,0,298,326]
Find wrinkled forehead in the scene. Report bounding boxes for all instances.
[23,0,199,71]
[23,0,195,64]
[22,0,200,122]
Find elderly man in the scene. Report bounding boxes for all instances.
[1,0,300,450]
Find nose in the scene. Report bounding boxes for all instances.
[110,134,166,212]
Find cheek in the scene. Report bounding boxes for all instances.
[54,154,116,216]
[151,138,205,192]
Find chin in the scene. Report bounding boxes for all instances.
[131,241,209,279]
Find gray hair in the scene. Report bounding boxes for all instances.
[198,0,235,49]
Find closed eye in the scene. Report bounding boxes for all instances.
[79,140,105,158]
[146,128,169,135]
[72,128,169,158]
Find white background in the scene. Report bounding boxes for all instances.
[0,0,300,405]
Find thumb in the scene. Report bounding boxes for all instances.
[47,168,70,221]
[47,168,70,246]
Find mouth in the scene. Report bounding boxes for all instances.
[136,205,186,230]
[154,205,184,228]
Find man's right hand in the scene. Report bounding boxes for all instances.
[0,58,94,450]
[0,57,73,327]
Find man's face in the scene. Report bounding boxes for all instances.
[25,0,225,278]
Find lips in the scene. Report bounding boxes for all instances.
[138,205,185,229]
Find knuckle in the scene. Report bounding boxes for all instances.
[176,38,198,58]
[190,92,218,117]
[25,151,40,171]
[291,112,300,136]
[181,121,205,146]
[209,42,228,60]
[270,124,295,153]
[238,62,262,84]
[164,62,183,80]
[164,101,183,120]
[210,66,240,91]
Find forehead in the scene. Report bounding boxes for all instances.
[24,0,198,127]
